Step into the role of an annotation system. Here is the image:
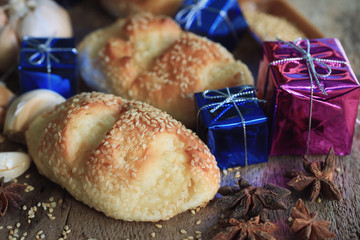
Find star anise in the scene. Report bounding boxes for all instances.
[0,177,26,216]
[216,178,291,220]
[287,148,342,203]
[290,199,336,240]
[212,216,278,240]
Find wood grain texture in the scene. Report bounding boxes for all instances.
[1,0,360,239]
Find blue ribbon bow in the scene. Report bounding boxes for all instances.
[198,86,266,166]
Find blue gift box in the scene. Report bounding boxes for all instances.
[19,37,78,99]
[194,86,268,169]
[175,0,248,51]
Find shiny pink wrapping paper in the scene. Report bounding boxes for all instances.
[257,38,360,155]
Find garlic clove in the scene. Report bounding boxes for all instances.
[16,0,73,38]
[0,152,31,183]
[4,89,65,143]
[0,84,14,127]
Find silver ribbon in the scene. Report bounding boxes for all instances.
[21,36,77,89]
[268,38,349,154]
[175,0,238,42]
[197,86,266,167]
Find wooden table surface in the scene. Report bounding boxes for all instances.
[1,0,360,239]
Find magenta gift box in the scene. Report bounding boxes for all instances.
[257,38,360,155]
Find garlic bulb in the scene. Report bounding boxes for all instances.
[0,0,73,73]
[0,8,18,72]
[0,152,31,183]
[0,83,14,126]
[12,0,73,38]
[4,89,65,143]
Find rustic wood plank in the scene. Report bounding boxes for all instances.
[1,0,359,239]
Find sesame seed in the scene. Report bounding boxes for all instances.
[336,167,341,173]
[150,232,155,238]
[191,210,196,215]
[155,224,162,229]
[317,198,322,203]
[180,229,187,234]
[196,220,201,225]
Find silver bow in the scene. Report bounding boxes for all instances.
[198,86,265,167]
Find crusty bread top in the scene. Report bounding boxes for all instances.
[100,0,183,17]
[26,92,220,221]
[78,13,254,127]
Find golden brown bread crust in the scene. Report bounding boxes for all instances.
[100,0,183,17]
[26,92,220,221]
[78,13,254,127]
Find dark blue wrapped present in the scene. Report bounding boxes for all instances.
[175,0,248,51]
[195,86,268,169]
[19,37,78,99]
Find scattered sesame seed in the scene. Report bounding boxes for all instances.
[49,197,54,202]
[191,210,196,215]
[288,217,293,222]
[317,198,322,203]
[196,220,201,225]
[155,224,162,229]
[180,229,187,234]
[25,174,31,179]
[150,232,155,238]
[234,171,241,178]
[336,168,341,173]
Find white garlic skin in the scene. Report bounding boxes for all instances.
[15,0,73,38]
[4,89,65,143]
[0,152,31,183]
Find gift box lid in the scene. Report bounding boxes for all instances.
[175,0,248,51]
[263,38,360,100]
[195,86,267,129]
[19,37,77,70]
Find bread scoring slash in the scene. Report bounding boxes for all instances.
[25,92,220,222]
[78,13,254,128]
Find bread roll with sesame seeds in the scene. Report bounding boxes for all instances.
[78,13,254,128]
[25,92,220,222]
[100,0,182,17]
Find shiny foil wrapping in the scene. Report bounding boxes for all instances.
[195,86,268,169]
[175,0,248,51]
[19,37,78,99]
[257,38,360,155]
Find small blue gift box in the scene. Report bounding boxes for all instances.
[175,0,248,51]
[195,86,268,169]
[19,37,78,99]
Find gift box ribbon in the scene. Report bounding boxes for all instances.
[22,36,77,88]
[197,86,266,166]
[267,38,349,154]
[175,0,239,42]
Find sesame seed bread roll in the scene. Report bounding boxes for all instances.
[25,92,220,222]
[100,0,182,17]
[78,13,254,128]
